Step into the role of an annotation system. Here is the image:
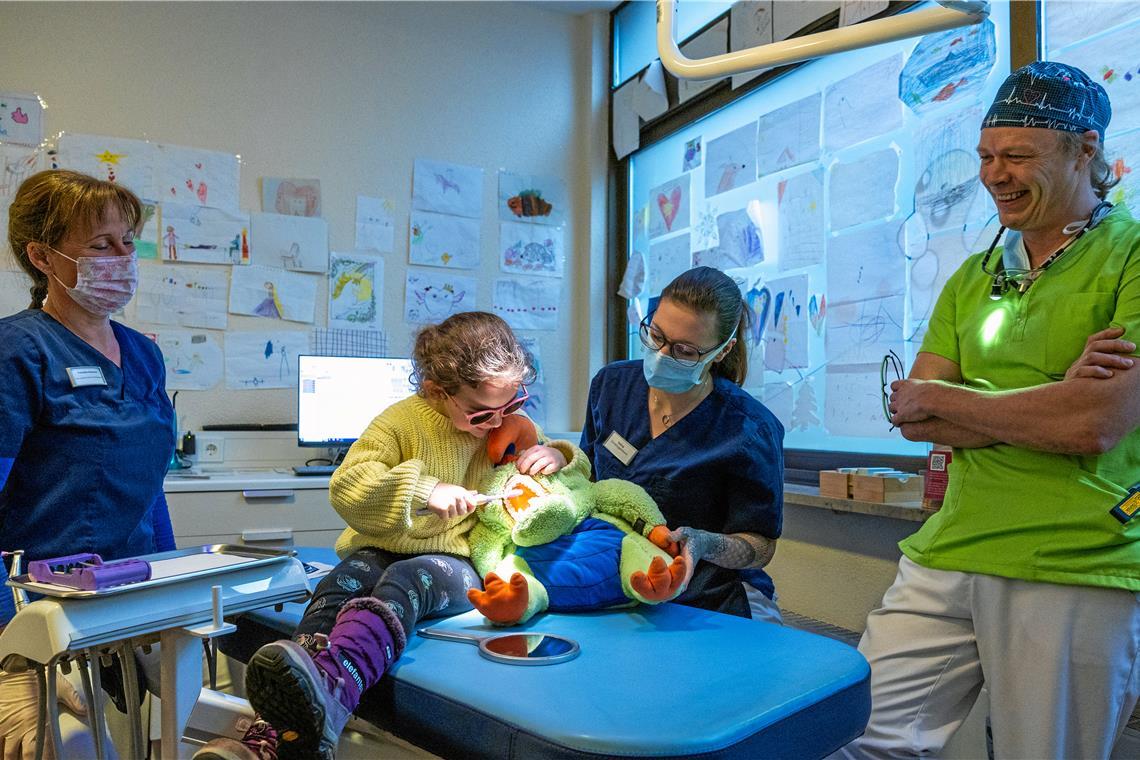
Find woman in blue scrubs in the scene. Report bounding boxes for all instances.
[0,170,176,754]
[581,266,784,620]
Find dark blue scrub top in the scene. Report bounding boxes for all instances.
[581,360,784,617]
[0,309,175,621]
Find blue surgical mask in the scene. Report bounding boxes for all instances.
[642,329,736,394]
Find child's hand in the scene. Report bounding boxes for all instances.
[426,483,480,519]
[514,445,567,476]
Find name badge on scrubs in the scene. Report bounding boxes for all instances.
[66,366,107,388]
[603,431,638,466]
[1110,485,1140,524]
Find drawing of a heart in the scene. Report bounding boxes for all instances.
[657,187,682,231]
[195,163,203,169]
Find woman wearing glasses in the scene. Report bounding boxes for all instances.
[201,312,576,760]
[580,266,785,622]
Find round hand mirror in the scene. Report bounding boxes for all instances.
[418,627,580,665]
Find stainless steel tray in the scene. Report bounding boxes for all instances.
[5,544,297,599]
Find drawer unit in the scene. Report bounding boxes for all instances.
[166,475,344,550]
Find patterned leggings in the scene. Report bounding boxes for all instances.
[292,547,478,647]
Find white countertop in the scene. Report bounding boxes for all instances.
[164,467,331,493]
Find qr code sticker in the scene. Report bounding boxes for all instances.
[930,453,947,471]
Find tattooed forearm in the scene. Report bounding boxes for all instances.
[673,528,776,569]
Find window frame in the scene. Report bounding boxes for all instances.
[606,1,1040,480]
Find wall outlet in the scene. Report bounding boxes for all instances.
[198,436,225,463]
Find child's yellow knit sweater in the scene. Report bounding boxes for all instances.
[328,394,573,559]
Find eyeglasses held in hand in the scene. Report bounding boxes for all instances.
[880,350,903,428]
[639,316,725,367]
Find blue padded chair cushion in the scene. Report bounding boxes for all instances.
[220,547,869,759]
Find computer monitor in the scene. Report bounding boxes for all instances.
[297,355,417,448]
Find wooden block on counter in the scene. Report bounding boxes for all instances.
[819,470,853,499]
[852,473,924,504]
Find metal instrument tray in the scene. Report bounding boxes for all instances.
[5,544,296,599]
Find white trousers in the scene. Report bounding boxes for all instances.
[834,556,1140,759]
[745,583,783,625]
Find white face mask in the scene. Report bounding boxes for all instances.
[47,246,138,316]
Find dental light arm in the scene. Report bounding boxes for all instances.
[656,0,988,81]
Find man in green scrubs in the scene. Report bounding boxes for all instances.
[838,62,1140,759]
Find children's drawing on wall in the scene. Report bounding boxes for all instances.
[517,336,547,428]
[1106,128,1140,209]
[497,171,567,227]
[224,330,310,390]
[691,205,720,253]
[160,201,249,265]
[705,121,757,198]
[764,275,809,372]
[0,91,44,147]
[409,210,480,269]
[1043,1,1140,57]
[618,250,646,301]
[311,327,389,359]
[0,271,30,311]
[2,145,42,269]
[829,146,900,232]
[907,230,972,344]
[412,158,483,219]
[693,204,764,270]
[157,330,223,391]
[492,277,560,331]
[500,221,564,278]
[677,19,728,103]
[229,264,317,324]
[154,143,240,212]
[1057,25,1140,138]
[135,199,160,260]
[1056,23,1140,137]
[744,281,771,349]
[682,137,702,172]
[647,234,692,295]
[791,378,821,432]
[825,294,905,365]
[825,363,893,438]
[824,54,903,152]
[756,94,821,175]
[760,382,793,429]
[56,133,155,200]
[913,105,992,233]
[250,212,329,273]
[404,268,476,325]
[262,177,322,217]
[355,195,396,253]
[648,174,692,239]
[328,252,383,331]
[899,20,996,115]
[777,169,825,271]
[809,293,827,335]
[729,0,773,89]
[135,264,229,330]
[827,221,906,306]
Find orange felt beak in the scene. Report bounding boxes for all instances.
[505,482,540,516]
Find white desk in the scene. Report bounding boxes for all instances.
[164,470,342,549]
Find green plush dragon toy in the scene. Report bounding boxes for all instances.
[466,415,687,625]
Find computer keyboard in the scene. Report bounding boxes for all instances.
[292,465,337,476]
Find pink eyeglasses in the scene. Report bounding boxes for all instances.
[451,386,530,425]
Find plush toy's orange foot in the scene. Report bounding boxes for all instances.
[467,571,529,624]
[630,555,687,602]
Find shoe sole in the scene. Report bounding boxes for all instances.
[245,642,333,760]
